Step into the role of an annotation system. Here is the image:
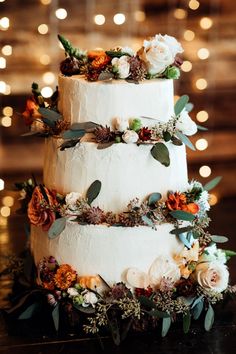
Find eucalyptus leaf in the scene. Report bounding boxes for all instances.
[163,131,172,142]
[169,210,195,221]
[210,235,228,243]
[142,215,155,227]
[86,180,102,205]
[48,217,66,239]
[108,316,121,346]
[70,122,100,130]
[147,309,170,318]
[106,50,132,58]
[98,72,114,81]
[203,176,222,191]
[170,226,194,235]
[204,304,214,331]
[125,79,139,84]
[121,318,133,342]
[174,95,189,116]
[192,298,204,320]
[60,139,80,151]
[52,304,60,331]
[162,316,171,337]
[148,192,162,206]
[42,117,56,128]
[151,143,170,167]
[62,129,86,140]
[183,311,191,334]
[224,250,236,257]
[185,102,194,113]
[138,295,156,309]
[97,142,114,150]
[171,136,183,146]
[73,303,96,314]
[175,131,196,151]
[197,124,208,131]
[178,233,192,249]
[38,107,62,121]
[18,302,39,320]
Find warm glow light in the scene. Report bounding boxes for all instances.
[174,8,187,19]
[38,24,49,35]
[113,13,126,25]
[209,194,218,206]
[41,86,53,98]
[0,17,10,30]
[0,179,4,191]
[55,8,67,20]
[0,80,6,93]
[40,0,51,4]
[2,106,13,116]
[0,206,10,217]
[196,78,208,90]
[43,72,55,84]
[0,0,5,3]
[189,0,200,10]
[2,196,14,207]
[196,138,208,151]
[134,10,146,22]
[196,110,209,122]
[183,30,195,41]
[182,61,192,72]
[197,48,210,60]
[200,17,213,30]
[0,57,6,69]
[4,84,11,95]
[199,165,211,178]
[2,45,12,56]
[94,14,106,25]
[1,116,12,127]
[40,54,51,65]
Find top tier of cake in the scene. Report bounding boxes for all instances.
[58,75,174,126]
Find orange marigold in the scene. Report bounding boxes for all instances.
[54,264,77,290]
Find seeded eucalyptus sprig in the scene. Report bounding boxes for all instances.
[58,34,87,60]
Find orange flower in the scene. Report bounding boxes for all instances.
[183,202,199,214]
[22,98,41,126]
[166,192,187,211]
[42,280,55,291]
[28,186,58,231]
[90,53,111,70]
[78,275,101,290]
[54,264,77,290]
[88,50,106,60]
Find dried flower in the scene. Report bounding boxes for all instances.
[22,98,41,126]
[138,127,152,141]
[128,56,147,81]
[176,278,197,297]
[94,126,114,143]
[54,264,77,290]
[60,56,81,76]
[85,207,105,224]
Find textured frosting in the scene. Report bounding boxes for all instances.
[58,75,174,126]
[31,222,184,285]
[44,139,189,212]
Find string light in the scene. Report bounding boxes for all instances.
[0,179,4,191]
[40,54,51,65]
[2,45,12,56]
[41,86,53,98]
[2,106,13,116]
[200,17,213,30]
[174,9,187,19]
[196,78,208,90]
[94,14,106,26]
[38,24,49,35]
[0,206,10,217]
[0,17,10,30]
[182,61,192,72]
[55,8,67,20]
[189,0,200,10]
[113,13,126,25]
[209,194,218,206]
[2,196,14,207]
[42,72,55,84]
[134,11,146,22]
[197,48,210,60]
[183,30,195,41]
[196,138,208,151]
[196,110,209,122]
[199,165,211,178]
[1,116,12,127]
[0,57,6,69]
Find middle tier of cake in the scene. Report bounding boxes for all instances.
[44,139,189,212]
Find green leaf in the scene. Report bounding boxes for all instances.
[60,139,80,151]
[105,50,132,58]
[162,316,171,337]
[169,210,195,221]
[148,192,162,206]
[185,102,194,113]
[183,311,191,334]
[73,303,96,314]
[163,131,172,142]
[138,295,156,309]
[108,316,120,346]
[178,233,192,249]
[52,303,60,332]
[175,131,196,151]
[18,303,38,320]
[174,95,189,116]
[197,124,208,131]
[62,129,86,140]
[147,309,170,318]
[142,215,155,227]
[38,107,62,121]
[210,235,228,243]
[151,143,170,167]
[86,180,102,205]
[203,176,222,191]
[42,118,56,128]
[192,297,204,320]
[48,217,66,239]
[70,122,100,130]
[170,226,194,235]
[204,304,214,331]
[98,72,114,81]
[224,250,236,258]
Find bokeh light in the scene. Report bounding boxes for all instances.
[40,0,51,4]
[209,194,218,206]
[196,111,209,122]
[183,30,195,41]
[2,196,14,207]
[94,14,106,25]
[38,24,49,35]
[0,206,10,218]
[113,13,126,25]
[197,48,210,60]
[41,86,53,98]
[196,138,208,151]
[43,72,55,84]
[0,17,10,30]
[0,57,6,69]
[55,8,67,20]
[174,9,187,19]
[2,106,13,116]
[2,45,12,56]
[40,54,51,65]
[0,179,4,191]
[134,11,146,22]
[182,61,192,72]
[196,78,208,90]
[1,116,12,127]
[200,17,213,30]
[189,0,200,10]
[199,165,212,178]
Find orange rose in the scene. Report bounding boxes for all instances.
[166,192,187,211]
[54,264,77,290]
[22,98,41,126]
[183,202,199,214]
[28,186,58,231]
[88,50,106,60]
[90,53,111,70]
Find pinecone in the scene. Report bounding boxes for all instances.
[94,126,114,143]
[128,56,147,81]
[60,56,81,76]
[105,211,117,225]
[138,127,152,141]
[118,212,144,227]
[84,207,105,224]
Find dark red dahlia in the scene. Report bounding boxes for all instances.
[138,127,152,141]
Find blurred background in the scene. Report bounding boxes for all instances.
[0,0,236,287]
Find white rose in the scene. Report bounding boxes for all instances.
[199,244,227,264]
[155,34,184,58]
[176,110,197,136]
[65,192,81,210]
[67,287,79,297]
[122,130,139,144]
[148,255,181,288]
[82,291,98,307]
[111,55,130,79]
[139,37,173,75]
[114,117,129,132]
[195,261,229,293]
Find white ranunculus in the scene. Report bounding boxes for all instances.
[148,256,181,288]
[111,55,130,79]
[199,244,227,264]
[122,46,135,56]
[122,130,139,144]
[82,291,98,307]
[67,287,79,297]
[155,34,184,59]
[114,117,129,132]
[195,261,229,293]
[176,110,197,136]
[65,192,81,210]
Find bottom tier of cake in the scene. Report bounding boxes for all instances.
[31,222,184,286]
